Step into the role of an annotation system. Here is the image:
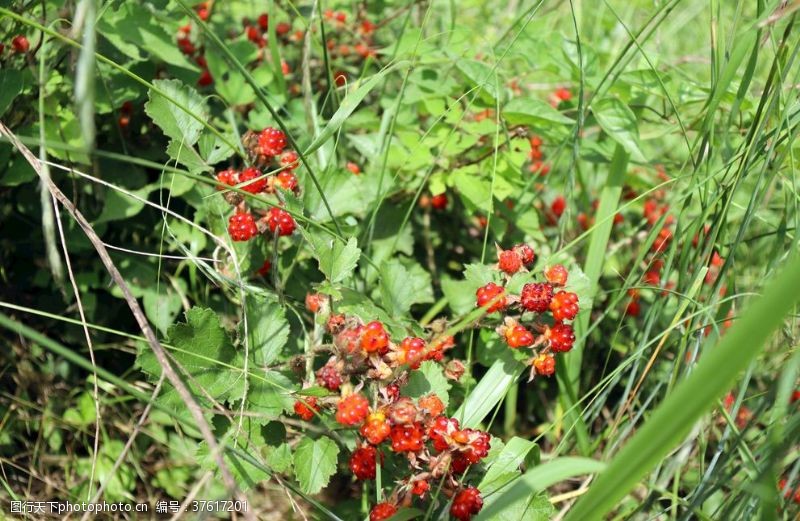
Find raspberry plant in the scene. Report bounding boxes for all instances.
[2,1,800,521]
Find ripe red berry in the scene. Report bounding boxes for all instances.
[239,166,267,193]
[360,412,391,445]
[652,228,673,254]
[276,22,291,35]
[11,35,29,53]
[533,353,555,376]
[476,282,506,313]
[228,212,258,241]
[274,171,299,192]
[418,394,445,417]
[346,162,361,175]
[388,397,418,425]
[349,445,378,480]
[450,486,483,521]
[267,207,296,236]
[625,299,641,317]
[459,429,491,464]
[504,324,534,348]
[551,196,566,218]
[361,321,389,353]
[369,502,397,521]
[550,291,579,321]
[431,193,448,210]
[497,249,522,275]
[293,397,319,421]
[280,150,300,170]
[428,415,459,451]
[520,282,554,313]
[197,69,213,87]
[316,361,343,391]
[411,479,430,496]
[305,293,323,313]
[513,244,535,265]
[544,264,568,286]
[257,13,269,30]
[216,168,239,190]
[257,260,271,276]
[258,127,287,156]
[336,393,370,425]
[397,336,426,369]
[548,323,576,352]
[389,422,424,453]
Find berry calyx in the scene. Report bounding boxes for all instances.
[520,282,554,313]
[504,324,534,348]
[361,321,389,353]
[450,486,483,521]
[533,353,556,376]
[228,212,259,241]
[349,445,378,480]
[476,283,507,313]
[550,291,579,321]
[335,393,370,426]
[293,397,319,421]
[369,502,397,521]
[267,207,296,236]
[239,166,267,193]
[360,412,391,445]
[258,127,287,156]
[545,264,569,286]
[547,323,576,352]
[497,248,522,275]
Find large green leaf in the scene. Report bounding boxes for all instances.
[307,235,361,284]
[503,97,574,126]
[244,295,290,366]
[592,97,645,162]
[404,361,451,408]
[379,259,434,316]
[145,79,208,146]
[293,436,340,494]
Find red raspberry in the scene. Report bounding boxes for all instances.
[360,412,390,445]
[293,397,319,421]
[258,127,287,156]
[273,171,299,193]
[545,264,568,286]
[361,321,389,353]
[652,228,673,254]
[326,313,346,334]
[215,168,239,190]
[550,291,579,321]
[450,486,483,521]
[431,193,448,210]
[625,298,641,316]
[389,422,424,453]
[418,394,445,417]
[11,35,29,53]
[551,196,566,218]
[334,71,347,87]
[257,260,271,276]
[428,415,459,452]
[315,360,343,391]
[397,336,426,369]
[497,249,522,275]
[529,135,543,148]
[411,479,430,496]
[305,293,323,313]
[197,69,214,87]
[228,212,258,241]
[457,429,490,464]
[388,397,418,425]
[336,393,370,426]
[548,323,575,352]
[504,324,534,348]
[239,166,267,193]
[369,503,397,521]
[349,445,378,480]
[476,283,506,313]
[267,207,296,236]
[520,282,554,313]
[257,13,269,30]
[346,162,361,175]
[791,390,800,404]
[280,150,300,170]
[334,11,346,22]
[533,353,555,376]
[513,244,535,265]
[385,383,400,402]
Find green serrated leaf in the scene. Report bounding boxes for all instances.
[145,78,208,146]
[244,295,290,366]
[404,361,451,408]
[307,235,361,283]
[592,97,645,162]
[380,259,433,317]
[293,436,339,494]
[503,97,574,126]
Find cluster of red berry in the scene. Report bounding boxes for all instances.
[214,127,299,242]
[527,134,550,176]
[475,244,579,380]
[323,9,377,87]
[176,23,214,87]
[290,299,486,520]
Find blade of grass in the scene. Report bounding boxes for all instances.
[564,253,800,521]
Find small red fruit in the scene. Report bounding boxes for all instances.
[280,150,300,170]
[316,360,343,391]
[545,264,568,286]
[216,169,239,190]
[257,260,271,276]
[418,394,445,417]
[398,336,426,369]
[550,291,579,321]
[361,321,389,353]
[257,13,269,30]
[258,127,288,157]
[411,479,430,496]
[335,393,370,426]
[497,248,522,275]
[476,282,506,313]
[369,502,397,521]
[389,422,424,453]
[293,396,319,421]
[360,412,390,445]
[513,244,535,265]
[349,445,378,480]
[431,193,448,210]
[520,282,554,313]
[551,196,566,218]
[450,486,483,521]
[548,323,576,352]
[239,166,267,193]
[274,171,299,192]
[504,324,534,348]
[11,35,29,53]
[305,293,323,313]
[197,69,214,87]
[346,162,361,175]
[267,207,296,236]
[533,353,555,376]
[228,212,258,241]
